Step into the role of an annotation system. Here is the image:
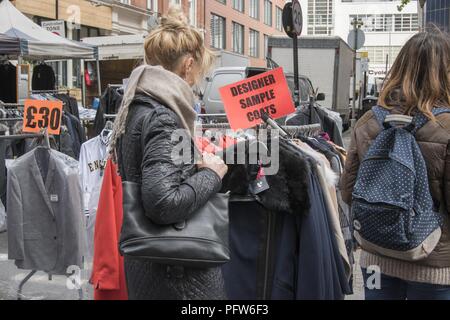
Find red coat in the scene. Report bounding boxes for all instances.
[91,160,128,300]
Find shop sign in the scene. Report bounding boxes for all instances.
[42,20,66,38]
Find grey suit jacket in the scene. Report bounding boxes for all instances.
[7,147,86,275]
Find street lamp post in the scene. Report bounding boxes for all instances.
[350,17,363,128]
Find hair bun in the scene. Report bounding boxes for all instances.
[160,5,189,29]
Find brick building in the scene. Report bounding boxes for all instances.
[154,0,287,67]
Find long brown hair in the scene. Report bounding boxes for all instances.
[378,26,450,119]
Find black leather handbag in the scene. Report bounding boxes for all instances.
[119,181,230,268]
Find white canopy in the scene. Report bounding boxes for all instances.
[0,0,97,60]
[82,34,145,61]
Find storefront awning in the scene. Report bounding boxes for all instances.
[0,0,97,60]
[82,34,145,61]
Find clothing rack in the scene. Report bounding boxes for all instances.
[0,130,49,144]
[107,84,122,89]
[0,133,43,139]
[0,103,24,109]
[197,113,228,118]
[0,112,63,153]
[197,122,322,137]
[30,89,71,95]
[0,118,24,122]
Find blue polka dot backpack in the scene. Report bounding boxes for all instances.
[352,105,450,261]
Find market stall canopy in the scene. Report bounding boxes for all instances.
[0,33,21,56]
[81,34,145,61]
[0,0,97,59]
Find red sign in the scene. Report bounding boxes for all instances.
[219,67,295,130]
[23,100,63,135]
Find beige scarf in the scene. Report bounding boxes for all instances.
[110,64,197,155]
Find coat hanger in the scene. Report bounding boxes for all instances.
[100,120,114,144]
[37,128,51,149]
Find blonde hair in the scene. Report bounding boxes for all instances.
[165,4,189,25]
[144,7,213,83]
[378,26,450,119]
[109,9,213,162]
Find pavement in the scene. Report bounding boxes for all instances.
[0,231,93,300]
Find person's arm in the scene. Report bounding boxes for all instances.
[140,110,222,225]
[340,128,360,205]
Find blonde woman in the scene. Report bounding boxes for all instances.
[341,30,450,300]
[110,13,228,299]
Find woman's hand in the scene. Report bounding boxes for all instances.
[198,152,228,179]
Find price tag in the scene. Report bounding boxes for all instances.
[22,100,63,135]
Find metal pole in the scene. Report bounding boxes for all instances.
[293,35,300,108]
[363,71,367,99]
[385,54,389,75]
[96,58,102,97]
[81,59,86,108]
[351,19,357,128]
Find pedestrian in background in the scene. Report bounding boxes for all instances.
[341,29,450,300]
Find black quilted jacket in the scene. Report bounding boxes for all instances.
[117,94,227,300]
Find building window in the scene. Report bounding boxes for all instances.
[307,0,333,35]
[250,0,260,20]
[425,0,450,32]
[249,29,260,57]
[362,46,401,65]
[264,34,269,58]
[350,14,393,32]
[216,0,226,4]
[349,13,418,32]
[394,14,419,32]
[233,0,245,12]
[189,0,197,27]
[169,0,181,4]
[276,6,283,31]
[232,22,244,54]
[120,0,130,4]
[147,0,158,12]
[211,14,226,49]
[264,0,272,26]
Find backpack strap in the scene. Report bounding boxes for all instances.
[371,105,391,129]
[433,107,450,117]
[409,107,450,135]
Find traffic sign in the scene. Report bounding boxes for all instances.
[348,29,365,50]
[292,0,303,36]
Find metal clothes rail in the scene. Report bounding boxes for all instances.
[30,89,71,94]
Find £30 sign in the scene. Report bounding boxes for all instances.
[23,100,63,135]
